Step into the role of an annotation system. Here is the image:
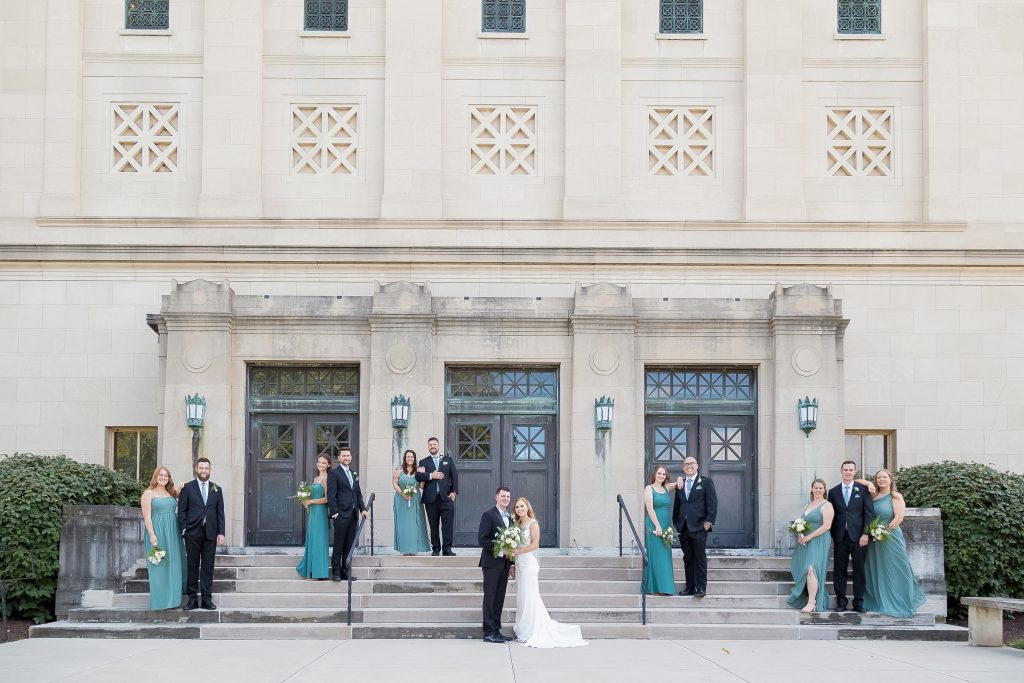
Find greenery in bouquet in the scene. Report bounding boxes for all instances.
[400,484,417,507]
[789,517,814,535]
[147,545,166,565]
[867,516,893,542]
[493,524,526,562]
[659,525,677,548]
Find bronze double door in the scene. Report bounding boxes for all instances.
[448,414,558,548]
[246,413,358,546]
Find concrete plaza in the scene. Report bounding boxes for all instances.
[0,638,1021,683]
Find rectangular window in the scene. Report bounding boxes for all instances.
[660,0,703,34]
[125,1,169,30]
[482,1,526,33]
[305,0,349,32]
[110,428,159,481]
[844,430,896,476]
[837,0,881,34]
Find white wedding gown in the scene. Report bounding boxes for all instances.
[513,521,587,648]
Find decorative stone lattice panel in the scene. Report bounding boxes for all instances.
[469,106,537,176]
[648,106,715,177]
[837,0,881,34]
[112,103,179,173]
[290,104,358,175]
[660,0,703,34]
[826,106,893,177]
[482,0,526,33]
[304,0,348,32]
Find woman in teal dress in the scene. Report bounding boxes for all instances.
[864,469,926,617]
[643,465,680,595]
[296,455,331,579]
[141,466,186,610]
[787,478,834,613]
[392,450,430,555]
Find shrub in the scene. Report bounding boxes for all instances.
[0,453,143,623]
[897,460,1024,618]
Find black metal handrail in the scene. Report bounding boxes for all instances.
[345,492,375,626]
[616,494,648,625]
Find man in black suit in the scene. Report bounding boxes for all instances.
[672,456,718,598]
[478,486,515,643]
[415,437,459,556]
[327,447,367,582]
[827,460,875,612]
[177,457,225,610]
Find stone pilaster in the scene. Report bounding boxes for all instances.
[923,0,965,222]
[563,0,624,219]
[198,1,263,216]
[568,283,636,547]
[39,0,83,215]
[380,0,442,218]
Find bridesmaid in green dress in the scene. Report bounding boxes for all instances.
[296,455,331,579]
[787,479,834,613]
[643,465,680,595]
[141,466,186,610]
[864,469,926,617]
[392,450,431,555]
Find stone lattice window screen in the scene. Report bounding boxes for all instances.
[469,105,537,176]
[112,103,179,173]
[837,0,881,34]
[826,106,893,177]
[290,104,358,175]
[125,0,169,30]
[482,0,526,33]
[660,0,703,34]
[648,106,715,177]
[304,0,348,31]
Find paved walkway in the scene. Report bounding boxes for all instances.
[1,638,1021,682]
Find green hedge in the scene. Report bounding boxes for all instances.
[0,453,144,623]
[898,460,1024,618]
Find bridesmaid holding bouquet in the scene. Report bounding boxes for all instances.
[392,449,430,555]
[863,469,926,617]
[787,479,834,613]
[141,466,186,610]
[296,455,331,579]
[642,465,680,595]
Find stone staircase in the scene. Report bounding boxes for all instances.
[31,552,967,641]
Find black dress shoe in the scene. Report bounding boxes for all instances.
[200,599,217,610]
[853,606,867,614]
[183,599,199,611]
[498,633,515,641]
[331,571,342,582]
[834,604,848,612]
[483,634,505,644]
[431,551,440,556]
[678,590,695,596]
[694,590,706,598]
[443,551,457,557]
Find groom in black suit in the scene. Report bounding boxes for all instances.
[177,457,225,610]
[327,447,367,582]
[672,456,718,598]
[478,486,515,643]
[827,460,875,612]
[415,437,459,556]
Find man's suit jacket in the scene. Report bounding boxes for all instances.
[478,506,513,570]
[177,479,225,540]
[828,481,875,543]
[672,475,718,533]
[415,453,459,504]
[327,466,366,519]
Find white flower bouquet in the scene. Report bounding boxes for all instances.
[401,484,417,508]
[868,516,893,542]
[292,481,312,500]
[789,518,814,535]
[658,525,678,548]
[493,524,526,562]
[147,545,166,566]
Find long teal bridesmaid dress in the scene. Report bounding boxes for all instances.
[393,473,430,554]
[296,481,330,579]
[787,503,830,611]
[145,496,186,610]
[643,487,676,595]
[864,493,926,617]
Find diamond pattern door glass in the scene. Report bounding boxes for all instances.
[512,426,546,461]
[261,424,295,460]
[457,425,493,461]
[316,424,350,459]
[653,426,687,462]
[710,426,743,461]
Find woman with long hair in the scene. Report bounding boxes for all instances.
[392,449,430,555]
[296,455,332,579]
[863,469,926,617]
[140,466,187,609]
[642,464,680,595]
[786,479,834,614]
[510,497,586,648]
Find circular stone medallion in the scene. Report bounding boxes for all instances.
[791,346,822,377]
[386,344,417,375]
[589,346,620,376]
[183,346,213,374]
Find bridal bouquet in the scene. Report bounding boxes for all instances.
[868,516,893,542]
[659,525,678,548]
[400,484,417,508]
[292,482,313,501]
[493,525,526,562]
[147,545,167,566]
[789,518,813,535]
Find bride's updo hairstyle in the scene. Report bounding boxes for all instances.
[513,496,536,524]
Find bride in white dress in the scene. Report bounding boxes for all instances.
[511,497,587,648]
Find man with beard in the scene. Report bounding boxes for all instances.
[177,457,225,610]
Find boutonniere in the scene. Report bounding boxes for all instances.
[211,483,219,494]
[352,472,358,480]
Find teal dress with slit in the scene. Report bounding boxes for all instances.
[864,494,926,617]
[393,473,431,554]
[643,487,676,595]
[144,495,186,610]
[787,503,830,611]
[296,481,330,579]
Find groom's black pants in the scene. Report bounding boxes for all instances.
[481,566,510,636]
[183,528,216,600]
[680,527,708,592]
[833,533,866,608]
[425,498,455,554]
[331,513,357,575]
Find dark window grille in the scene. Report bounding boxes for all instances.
[111,429,159,480]
[660,0,703,34]
[125,0,169,30]
[482,0,526,33]
[837,0,881,34]
[305,0,349,32]
[448,368,556,399]
[645,369,754,401]
[250,367,359,398]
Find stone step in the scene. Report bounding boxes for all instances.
[68,607,361,624]
[211,553,791,569]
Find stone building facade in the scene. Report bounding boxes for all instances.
[1,1,1022,551]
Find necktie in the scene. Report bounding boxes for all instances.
[844,485,851,505]
[433,458,441,494]
[201,482,208,504]
[501,511,509,527]
[686,479,693,498]
[345,469,353,487]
